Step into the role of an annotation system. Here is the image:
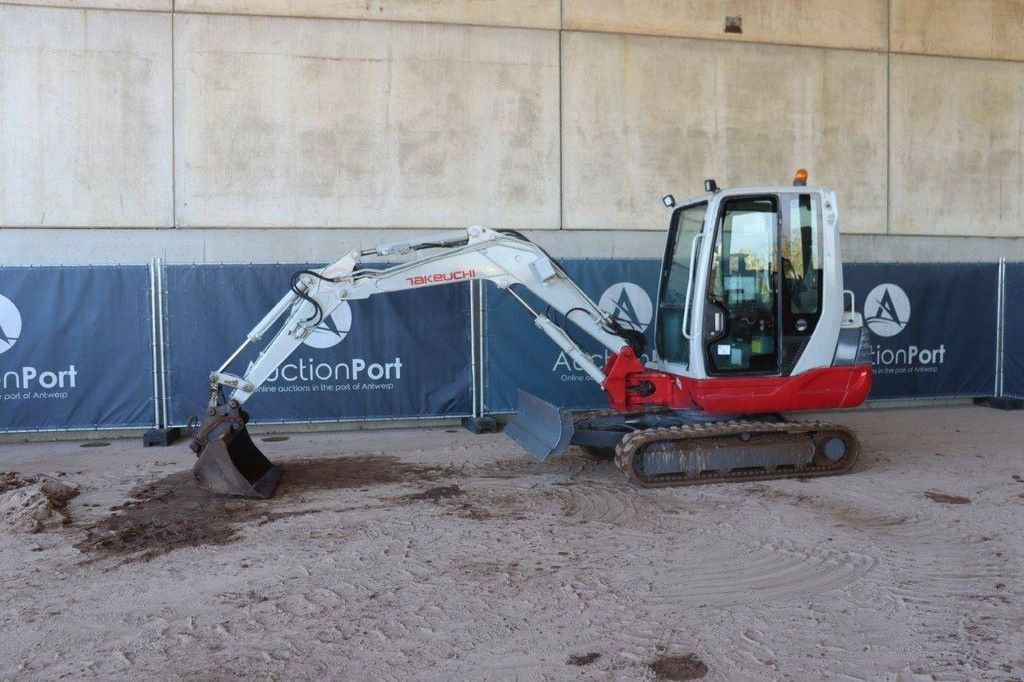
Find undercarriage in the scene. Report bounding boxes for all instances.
[571,409,860,487]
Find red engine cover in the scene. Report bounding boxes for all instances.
[602,347,872,414]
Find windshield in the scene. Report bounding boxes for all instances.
[657,202,706,365]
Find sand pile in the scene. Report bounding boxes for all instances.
[0,472,79,533]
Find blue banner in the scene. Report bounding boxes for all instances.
[845,263,998,399]
[482,260,1000,412]
[1003,263,1024,399]
[483,259,661,412]
[0,266,155,430]
[163,264,472,425]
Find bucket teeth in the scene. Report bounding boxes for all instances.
[190,407,282,498]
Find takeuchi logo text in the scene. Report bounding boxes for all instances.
[406,269,476,287]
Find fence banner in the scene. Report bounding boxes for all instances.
[1003,262,1024,398]
[844,263,998,399]
[483,259,661,413]
[482,260,1000,413]
[0,266,155,430]
[163,264,472,426]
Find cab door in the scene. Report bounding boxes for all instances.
[702,196,781,375]
[653,201,707,376]
[698,192,825,378]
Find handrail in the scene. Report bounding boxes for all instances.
[681,233,703,340]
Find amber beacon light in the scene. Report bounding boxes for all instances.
[793,168,809,186]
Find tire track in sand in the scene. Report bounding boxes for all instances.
[458,472,876,607]
[735,483,1023,678]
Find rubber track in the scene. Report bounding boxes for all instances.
[613,420,860,488]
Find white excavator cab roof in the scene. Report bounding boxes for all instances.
[672,184,837,212]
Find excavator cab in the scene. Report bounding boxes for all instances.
[652,183,848,383]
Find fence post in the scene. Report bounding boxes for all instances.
[147,260,162,429]
[975,258,1024,410]
[462,278,496,433]
[998,258,1005,398]
[142,258,182,446]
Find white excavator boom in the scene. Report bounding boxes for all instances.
[188,226,646,497]
[209,225,638,409]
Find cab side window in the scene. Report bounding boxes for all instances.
[779,193,823,373]
[656,203,706,367]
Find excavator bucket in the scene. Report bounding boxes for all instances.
[505,389,575,461]
[190,408,282,498]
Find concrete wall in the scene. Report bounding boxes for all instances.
[2,0,1024,264]
[0,5,172,227]
[891,0,1024,61]
[174,14,559,229]
[890,53,1024,237]
[561,32,887,233]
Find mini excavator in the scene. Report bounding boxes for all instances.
[189,171,873,497]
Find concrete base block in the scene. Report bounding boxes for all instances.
[143,427,182,447]
[462,416,498,434]
[973,397,1024,411]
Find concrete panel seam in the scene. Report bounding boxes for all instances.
[0,1,560,30]
[559,27,888,56]
[0,1,170,12]
[171,12,177,228]
[886,0,891,235]
[888,48,1024,65]
[172,7,559,33]
[558,28,564,230]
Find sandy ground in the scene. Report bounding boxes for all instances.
[0,405,1022,680]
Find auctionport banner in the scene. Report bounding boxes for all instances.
[841,263,997,399]
[0,266,155,430]
[483,259,661,412]
[1003,263,1024,399]
[482,260,1000,413]
[163,264,472,425]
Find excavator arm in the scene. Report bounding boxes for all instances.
[189,226,645,497]
[208,225,638,408]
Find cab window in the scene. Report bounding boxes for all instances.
[705,197,778,374]
[779,193,824,372]
[656,202,706,367]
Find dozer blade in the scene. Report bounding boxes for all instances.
[190,408,282,498]
[505,389,575,461]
